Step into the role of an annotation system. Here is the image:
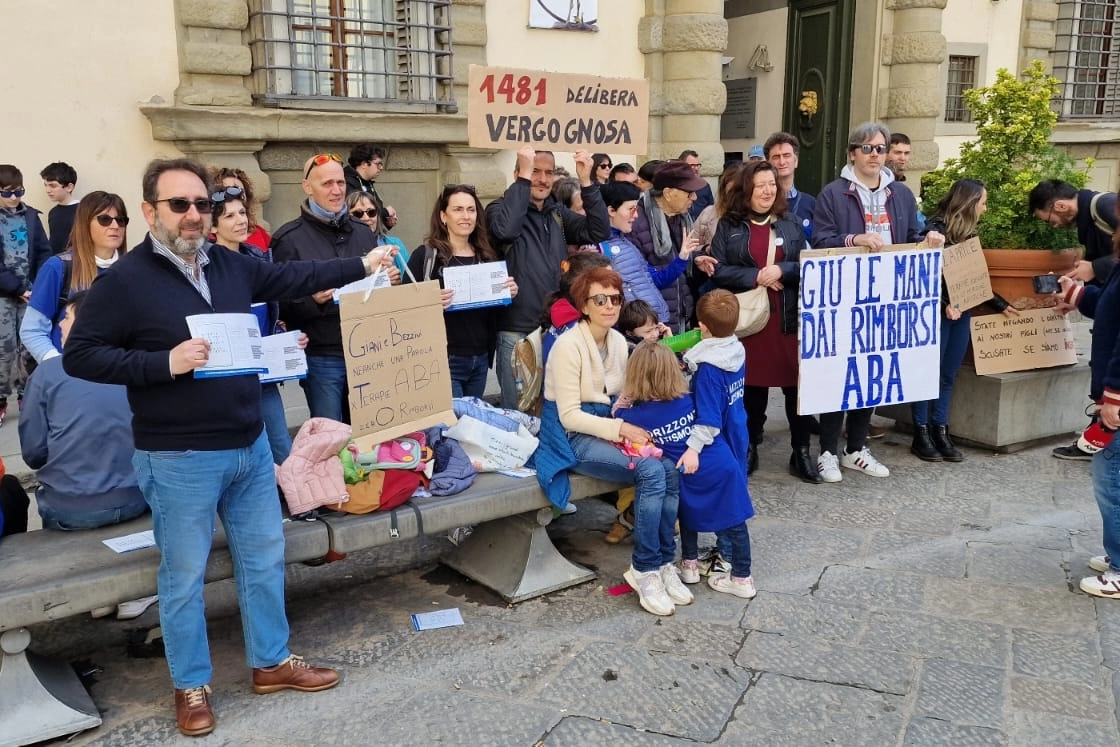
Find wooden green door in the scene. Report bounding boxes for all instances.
[784,0,855,196]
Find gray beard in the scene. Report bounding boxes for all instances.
[152,215,206,259]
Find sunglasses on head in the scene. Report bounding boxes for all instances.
[590,293,623,307]
[154,198,214,214]
[0,188,26,199]
[304,153,343,179]
[94,214,129,227]
[210,186,244,204]
[350,209,379,219]
[856,144,888,155]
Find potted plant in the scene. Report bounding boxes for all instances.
[921,60,1090,307]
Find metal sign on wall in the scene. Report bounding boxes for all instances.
[721,78,757,140]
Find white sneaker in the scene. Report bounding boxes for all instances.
[623,566,675,616]
[660,563,694,605]
[679,558,701,584]
[1080,569,1120,598]
[117,595,159,620]
[817,451,842,482]
[1089,555,1112,574]
[707,573,757,599]
[841,447,890,477]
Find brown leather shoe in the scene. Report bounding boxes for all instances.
[253,654,340,694]
[175,686,215,737]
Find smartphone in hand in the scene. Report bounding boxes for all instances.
[1032,274,1060,294]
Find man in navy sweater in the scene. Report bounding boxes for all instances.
[64,158,382,737]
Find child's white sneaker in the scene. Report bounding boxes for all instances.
[679,558,701,584]
[624,566,675,616]
[707,573,757,599]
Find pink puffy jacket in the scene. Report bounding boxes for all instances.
[277,417,352,515]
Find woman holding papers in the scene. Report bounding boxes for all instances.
[911,179,1013,463]
[405,184,518,398]
[212,188,305,464]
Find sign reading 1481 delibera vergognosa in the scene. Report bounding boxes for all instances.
[467,64,649,154]
[798,244,943,415]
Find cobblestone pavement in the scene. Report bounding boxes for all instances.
[23,409,1120,746]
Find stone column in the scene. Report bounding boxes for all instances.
[638,0,727,176]
[442,147,507,204]
[174,0,253,107]
[882,0,947,180]
[1020,1,1059,74]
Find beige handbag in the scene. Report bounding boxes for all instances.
[734,224,778,338]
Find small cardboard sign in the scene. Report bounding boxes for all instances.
[340,281,456,450]
[941,237,994,311]
[467,64,649,153]
[798,244,942,415]
[970,307,1077,375]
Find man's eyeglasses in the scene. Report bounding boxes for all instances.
[304,153,342,179]
[350,209,379,219]
[94,214,129,227]
[589,293,623,307]
[856,144,888,155]
[0,188,26,199]
[369,160,384,168]
[211,186,244,204]
[154,198,214,214]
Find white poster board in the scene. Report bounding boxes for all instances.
[798,245,943,415]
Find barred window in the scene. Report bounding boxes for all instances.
[248,0,455,111]
[1053,0,1120,119]
[944,55,977,123]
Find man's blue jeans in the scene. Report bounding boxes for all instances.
[1092,435,1120,573]
[568,433,679,572]
[911,311,970,426]
[38,496,148,531]
[261,383,292,464]
[301,354,349,423]
[495,331,525,410]
[133,431,290,689]
[449,353,489,399]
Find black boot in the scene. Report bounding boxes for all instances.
[911,425,943,462]
[931,424,964,462]
[747,443,759,475]
[789,447,822,484]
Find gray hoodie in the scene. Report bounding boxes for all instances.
[839,163,896,243]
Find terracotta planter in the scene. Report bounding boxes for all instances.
[980,248,1080,311]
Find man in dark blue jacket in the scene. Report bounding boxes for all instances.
[64,158,384,738]
[486,145,610,409]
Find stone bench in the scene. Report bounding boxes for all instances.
[0,471,619,747]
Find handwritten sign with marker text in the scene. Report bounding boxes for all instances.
[941,237,994,311]
[467,65,649,153]
[970,307,1077,375]
[798,245,942,415]
[340,282,456,449]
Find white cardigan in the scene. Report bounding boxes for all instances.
[544,321,628,442]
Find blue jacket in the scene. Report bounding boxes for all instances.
[19,357,148,521]
[1076,190,1118,284]
[812,173,922,248]
[63,235,366,451]
[599,228,673,323]
[1076,266,1120,403]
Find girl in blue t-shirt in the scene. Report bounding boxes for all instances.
[618,341,756,599]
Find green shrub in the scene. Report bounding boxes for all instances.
[921,60,1089,249]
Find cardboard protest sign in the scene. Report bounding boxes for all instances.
[798,245,942,415]
[970,307,1077,375]
[340,281,456,450]
[941,237,993,311]
[467,64,649,153]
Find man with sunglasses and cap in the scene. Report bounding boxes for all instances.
[811,122,943,484]
[486,145,611,410]
[0,164,51,425]
[64,157,389,737]
[270,152,400,424]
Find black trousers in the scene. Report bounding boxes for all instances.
[819,408,873,456]
[744,385,812,449]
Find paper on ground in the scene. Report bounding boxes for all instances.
[103,530,156,553]
[411,608,464,631]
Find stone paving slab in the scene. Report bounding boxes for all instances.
[903,717,1008,747]
[541,717,697,746]
[859,608,1010,668]
[915,658,1006,729]
[736,631,916,695]
[1011,628,1103,685]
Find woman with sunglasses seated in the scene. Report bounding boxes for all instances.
[346,191,409,277]
[209,187,306,465]
[21,191,129,364]
[405,184,517,398]
[534,266,682,614]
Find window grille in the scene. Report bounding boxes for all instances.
[944,55,977,123]
[1053,0,1120,119]
[248,0,455,110]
